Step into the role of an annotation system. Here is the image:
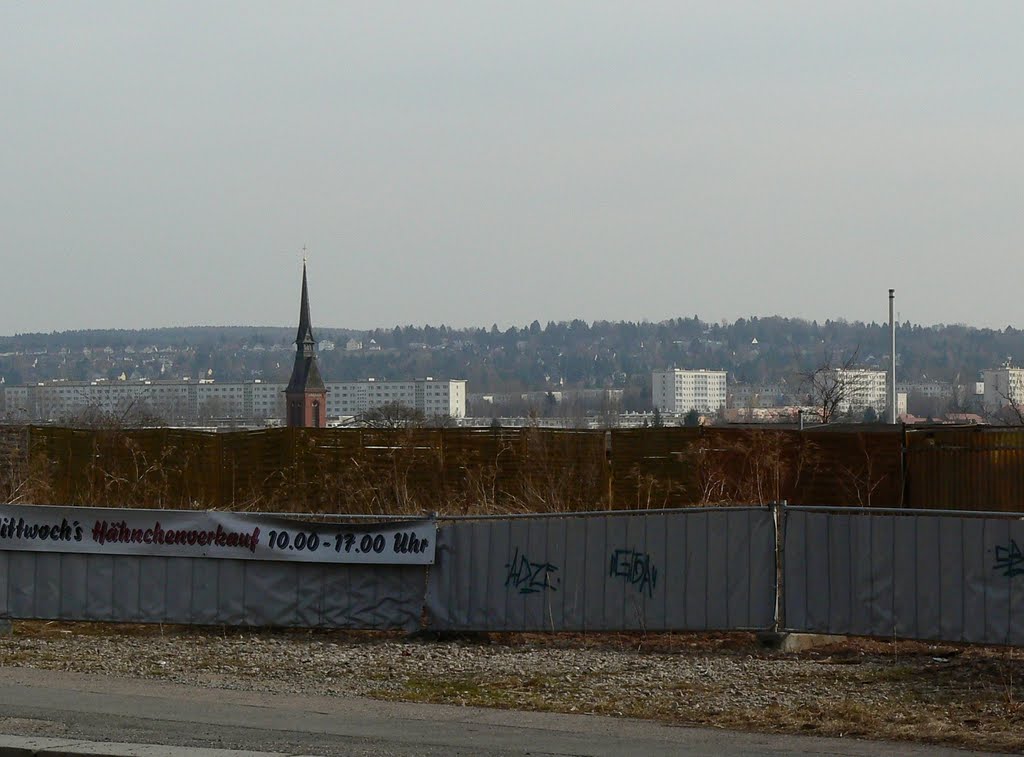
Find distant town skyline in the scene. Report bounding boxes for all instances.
[4,3,1024,334]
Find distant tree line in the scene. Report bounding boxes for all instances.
[4,318,1024,412]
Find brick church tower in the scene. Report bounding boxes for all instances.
[285,263,327,427]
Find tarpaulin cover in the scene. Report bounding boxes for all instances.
[425,508,777,632]
[0,551,426,630]
[784,510,1024,645]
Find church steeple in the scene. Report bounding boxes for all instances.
[285,261,327,427]
[295,263,315,355]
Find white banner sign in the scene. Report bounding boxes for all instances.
[0,505,435,565]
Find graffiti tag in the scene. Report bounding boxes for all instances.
[609,548,658,598]
[504,547,559,594]
[994,539,1024,578]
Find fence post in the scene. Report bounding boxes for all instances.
[773,500,787,633]
[605,430,614,510]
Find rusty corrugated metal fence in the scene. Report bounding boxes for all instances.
[5,424,1024,512]
[905,427,1024,511]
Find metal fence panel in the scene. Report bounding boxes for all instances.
[682,512,708,628]
[111,556,142,621]
[17,504,1024,643]
[164,557,192,623]
[784,509,1024,645]
[425,508,776,632]
[905,428,1024,511]
[891,516,917,638]
[0,553,424,630]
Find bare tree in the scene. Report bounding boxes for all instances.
[981,369,1024,425]
[426,413,456,428]
[597,392,621,429]
[994,391,1024,425]
[839,432,890,506]
[944,375,983,419]
[62,398,166,429]
[799,347,860,425]
[354,401,425,429]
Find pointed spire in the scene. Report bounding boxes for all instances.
[295,262,315,349]
[286,259,326,411]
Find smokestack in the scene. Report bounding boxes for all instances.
[889,289,897,424]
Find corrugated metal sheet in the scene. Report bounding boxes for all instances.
[793,427,903,507]
[607,428,701,508]
[905,427,1024,511]
[10,424,1024,512]
[17,426,612,513]
[607,427,903,508]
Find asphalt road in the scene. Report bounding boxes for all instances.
[0,668,1003,757]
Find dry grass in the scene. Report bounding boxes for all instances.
[1,426,613,515]
[1,425,909,514]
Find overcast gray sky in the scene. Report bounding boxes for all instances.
[2,2,1022,335]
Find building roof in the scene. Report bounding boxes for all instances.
[285,351,325,393]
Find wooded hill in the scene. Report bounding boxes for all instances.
[3,318,1023,409]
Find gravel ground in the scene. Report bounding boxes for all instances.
[1,624,1022,754]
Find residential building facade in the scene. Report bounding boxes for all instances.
[652,369,727,414]
[0,378,466,424]
[982,368,1024,411]
[833,368,888,414]
[728,382,788,409]
[324,378,466,418]
[896,381,953,400]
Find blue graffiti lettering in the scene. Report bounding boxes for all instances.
[609,548,658,598]
[504,547,559,594]
[994,539,1024,577]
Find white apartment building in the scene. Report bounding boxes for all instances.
[0,384,29,417]
[652,369,727,414]
[0,377,466,423]
[324,378,465,418]
[833,369,888,414]
[896,381,952,399]
[982,368,1024,411]
[0,379,281,422]
[728,383,787,409]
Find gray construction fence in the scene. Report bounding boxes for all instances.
[1,505,1023,646]
[425,507,776,632]
[783,506,1024,646]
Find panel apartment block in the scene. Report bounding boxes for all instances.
[0,378,466,423]
[652,369,727,414]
